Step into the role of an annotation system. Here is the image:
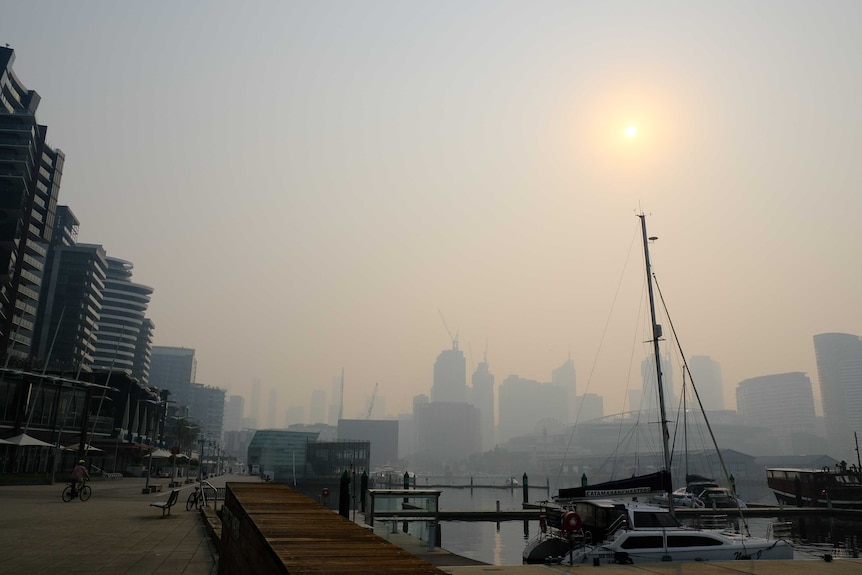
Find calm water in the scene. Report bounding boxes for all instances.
[417,484,547,566]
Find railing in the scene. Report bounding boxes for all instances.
[200,480,226,511]
[606,514,628,536]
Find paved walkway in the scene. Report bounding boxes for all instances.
[0,473,258,575]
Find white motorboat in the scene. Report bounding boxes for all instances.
[563,500,793,564]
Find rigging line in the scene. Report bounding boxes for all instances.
[552,219,641,492]
[652,272,751,536]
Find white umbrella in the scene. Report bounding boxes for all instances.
[5,433,53,447]
[148,448,173,459]
[63,443,103,452]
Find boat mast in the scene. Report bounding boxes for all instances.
[639,214,674,515]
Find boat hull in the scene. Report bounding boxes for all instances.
[767,467,862,509]
[567,537,794,564]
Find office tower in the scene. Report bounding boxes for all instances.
[414,401,481,461]
[0,47,65,360]
[149,346,197,411]
[640,354,676,415]
[470,355,495,451]
[224,395,245,433]
[814,333,862,456]
[736,372,817,453]
[552,356,576,423]
[310,388,326,424]
[188,383,226,440]
[267,387,278,429]
[431,341,467,403]
[497,375,567,443]
[90,257,154,383]
[688,356,724,410]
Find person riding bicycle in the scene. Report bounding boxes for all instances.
[71,459,90,496]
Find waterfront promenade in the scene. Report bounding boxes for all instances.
[0,473,254,575]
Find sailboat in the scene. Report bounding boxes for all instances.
[523,215,793,565]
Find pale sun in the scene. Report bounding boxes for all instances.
[625,125,638,138]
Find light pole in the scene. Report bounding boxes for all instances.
[198,437,206,483]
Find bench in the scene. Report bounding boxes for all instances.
[150,489,180,518]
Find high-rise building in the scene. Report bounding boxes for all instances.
[224,395,245,433]
[0,47,65,360]
[149,346,196,411]
[91,257,154,384]
[414,401,480,462]
[497,375,567,443]
[814,333,862,456]
[688,355,724,410]
[188,383,225,440]
[470,355,495,451]
[431,342,466,403]
[735,372,818,453]
[640,353,676,415]
[33,205,107,372]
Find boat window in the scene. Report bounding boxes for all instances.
[667,535,724,547]
[620,535,664,549]
[633,511,680,528]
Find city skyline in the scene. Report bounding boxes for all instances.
[3,3,861,417]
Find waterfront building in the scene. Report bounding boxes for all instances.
[0,47,65,361]
[735,372,818,454]
[431,341,467,403]
[338,418,398,469]
[33,206,107,373]
[814,332,862,457]
[470,355,495,451]
[90,257,154,384]
[689,355,725,410]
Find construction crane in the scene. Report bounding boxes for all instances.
[366,382,378,419]
[438,308,459,350]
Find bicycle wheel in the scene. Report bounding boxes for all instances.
[79,485,92,501]
[61,485,73,502]
[186,492,197,511]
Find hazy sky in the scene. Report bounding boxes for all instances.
[4,1,861,419]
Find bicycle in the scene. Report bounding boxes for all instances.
[62,479,91,502]
[186,485,207,510]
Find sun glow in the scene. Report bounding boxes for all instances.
[625,125,638,138]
